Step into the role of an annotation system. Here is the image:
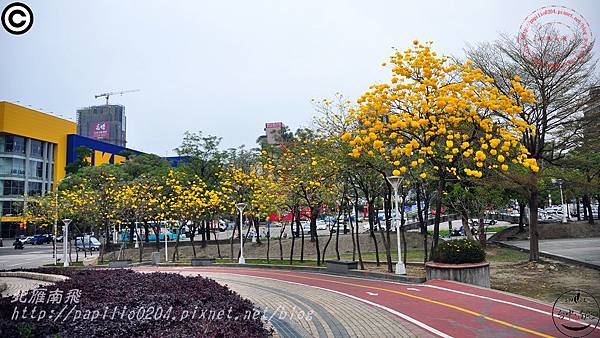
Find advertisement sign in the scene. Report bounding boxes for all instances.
[90,121,110,140]
[265,122,283,129]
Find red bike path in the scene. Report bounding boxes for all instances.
[136,266,600,337]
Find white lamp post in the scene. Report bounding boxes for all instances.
[236,203,246,264]
[62,219,72,267]
[54,188,58,265]
[386,175,406,275]
[552,178,568,224]
[558,180,567,224]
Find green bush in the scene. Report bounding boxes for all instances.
[431,239,486,264]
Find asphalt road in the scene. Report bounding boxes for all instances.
[137,266,600,337]
[506,238,600,268]
[0,243,56,269]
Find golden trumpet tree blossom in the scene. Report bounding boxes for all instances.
[343,42,539,180]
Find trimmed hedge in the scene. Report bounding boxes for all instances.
[0,269,270,337]
[431,239,486,264]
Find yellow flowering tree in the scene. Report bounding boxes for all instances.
[343,41,538,251]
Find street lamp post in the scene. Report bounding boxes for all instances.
[558,180,567,224]
[62,219,72,267]
[54,188,58,265]
[236,203,246,264]
[386,175,406,275]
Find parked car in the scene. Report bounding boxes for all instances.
[75,236,101,251]
[30,234,51,245]
[316,220,328,231]
[24,236,34,244]
[55,235,63,243]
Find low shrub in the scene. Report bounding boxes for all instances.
[0,269,270,337]
[431,239,486,264]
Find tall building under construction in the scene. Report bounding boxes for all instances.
[76,105,127,147]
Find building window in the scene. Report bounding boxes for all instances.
[0,157,26,177]
[1,180,25,196]
[47,163,54,180]
[29,160,43,178]
[1,200,23,216]
[0,135,26,154]
[30,140,44,158]
[28,182,43,196]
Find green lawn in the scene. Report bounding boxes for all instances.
[214,245,528,267]
[428,225,509,237]
[216,258,319,266]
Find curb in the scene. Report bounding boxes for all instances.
[186,263,425,283]
[0,271,69,282]
[491,241,600,271]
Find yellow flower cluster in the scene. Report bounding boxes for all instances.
[343,41,538,180]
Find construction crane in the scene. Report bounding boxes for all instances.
[94,89,140,105]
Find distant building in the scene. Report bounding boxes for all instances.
[0,102,77,237]
[76,105,127,147]
[263,122,285,145]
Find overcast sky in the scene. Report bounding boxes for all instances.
[1,0,599,155]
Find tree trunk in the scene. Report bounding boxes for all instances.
[230,217,237,262]
[322,225,334,262]
[200,220,206,248]
[576,197,581,221]
[528,187,540,261]
[383,187,393,273]
[290,206,296,264]
[461,210,473,240]
[171,223,184,262]
[190,224,197,258]
[416,183,429,263]
[254,216,261,245]
[144,224,149,242]
[432,177,445,253]
[310,207,321,265]
[266,223,270,262]
[368,203,380,266]
[335,207,341,260]
[352,191,364,270]
[597,195,600,221]
[298,209,304,262]
[279,221,286,261]
[129,223,135,243]
[518,201,526,233]
[346,204,356,260]
[478,217,486,248]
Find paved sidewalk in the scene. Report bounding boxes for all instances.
[0,277,52,298]
[506,238,600,268]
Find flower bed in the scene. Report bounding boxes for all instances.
[427,239,490,287]
[0,269,270,337]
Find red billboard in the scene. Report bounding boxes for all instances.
[90,121,110,140]
[265,122,283,129]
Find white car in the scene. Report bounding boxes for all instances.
[316,220,328,230]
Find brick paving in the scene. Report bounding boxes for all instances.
[178,271,428,337]
[0,277,53,298]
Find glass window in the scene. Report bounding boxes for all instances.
[29,160,43,178]
[0,158,26,177]
[0,135,26,154]
[30,140,43,157]
[2,200,23,216]
[47,163,54,180]
[2,180,25,196]
[28,182,43,196]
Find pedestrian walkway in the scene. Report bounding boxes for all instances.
[0,277,52,298]
[506,238,600,268]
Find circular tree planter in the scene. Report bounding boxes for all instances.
[425,261,490,288]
